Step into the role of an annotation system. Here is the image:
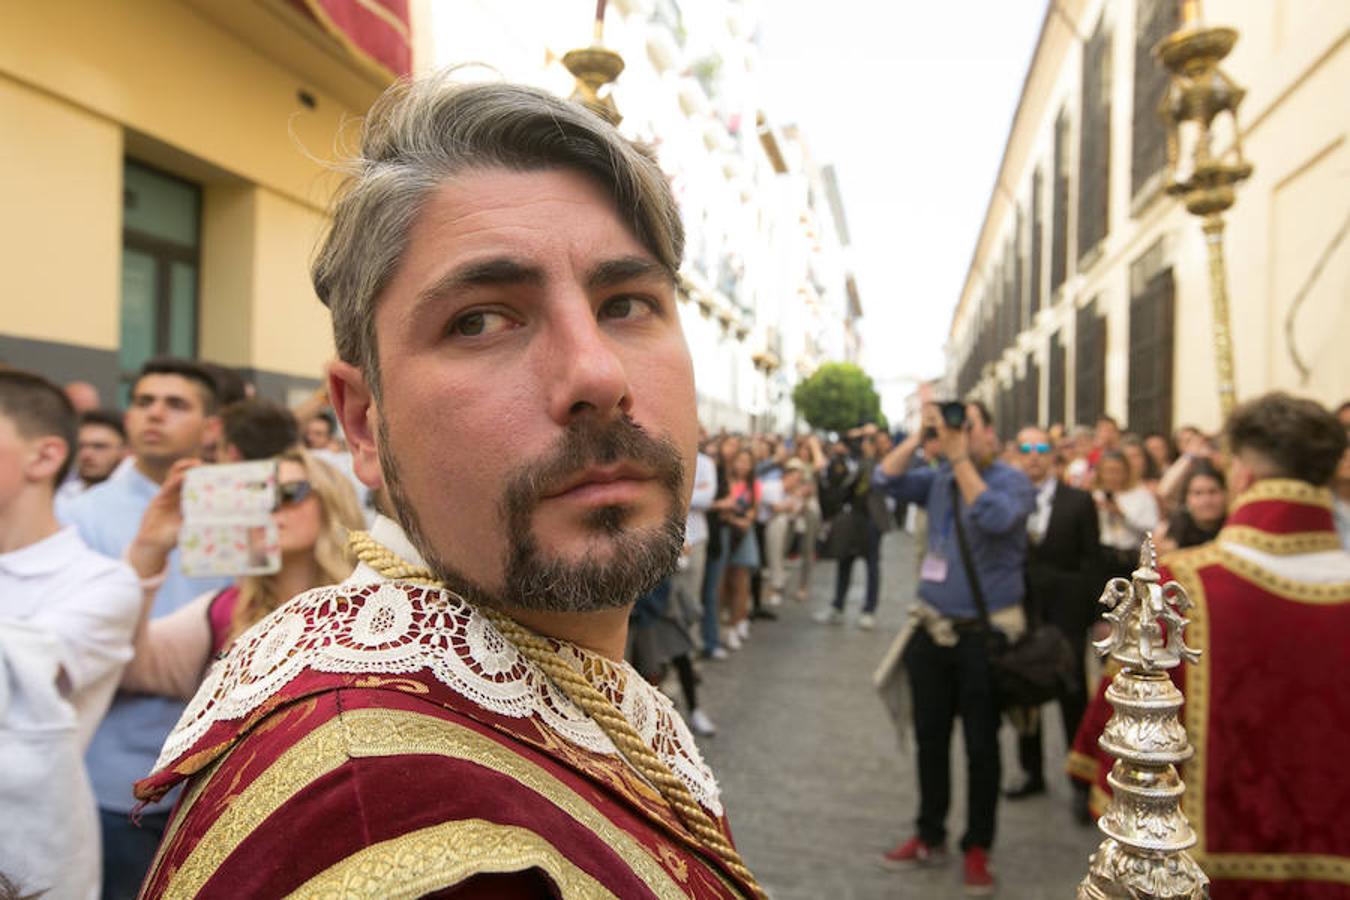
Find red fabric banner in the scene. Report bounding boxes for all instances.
[290,0,411,80]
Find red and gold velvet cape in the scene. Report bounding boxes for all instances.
[134,575,753,898]
[1068,480,1350,898]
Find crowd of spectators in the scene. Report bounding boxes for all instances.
[0,358,368,899]
[5,352,1349,898]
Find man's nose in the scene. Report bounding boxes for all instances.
[543,303,632,426]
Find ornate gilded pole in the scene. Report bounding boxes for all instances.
[1157,0,1252,418]
[1077,537,1209,900]
[562,0,625,124]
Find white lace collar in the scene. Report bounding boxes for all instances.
[156,517,722,815]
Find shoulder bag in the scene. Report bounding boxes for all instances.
[949,479,1076,709]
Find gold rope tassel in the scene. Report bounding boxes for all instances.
[347,532,767,900]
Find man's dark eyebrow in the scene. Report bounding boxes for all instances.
[587,256,672,291]
[416,258,546,306]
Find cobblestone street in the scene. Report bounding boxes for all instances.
[693,531,1101,899]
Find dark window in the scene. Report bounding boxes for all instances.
[1128,263,1176,437]
[992,270,1004,359]
[1005,240,1017,347]
[120,160,202,404]
[1030,170,1044,319]
[1022,357,1041,428]
[998,382,1014,443]
[993,253,1004,356]
[1051,111,1071,295]
[1014,208,1026,336]
[1048,333,1067,427]
[1079,19,1112,263]
[1132,0,1178,199]
[1074,300,1106,428]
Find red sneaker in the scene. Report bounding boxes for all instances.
[963,846,995,895]
[880,836,946,870]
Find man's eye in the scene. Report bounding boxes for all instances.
[448,310,514,338]
[600,295,656,321]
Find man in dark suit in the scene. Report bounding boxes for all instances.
[1005,425,1100,820]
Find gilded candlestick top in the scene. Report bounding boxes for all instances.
[1092,535,1202,672]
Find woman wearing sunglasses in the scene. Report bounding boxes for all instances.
[120,449,364,699]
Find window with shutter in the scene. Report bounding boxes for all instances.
[1048,334,1067,427]
[1075,300,1106,427]
[1128,264,1175,436]
[1030,174,1043,318]
[1023,357,1041,428]
[1079,19,1112,264]
[1014,209,1026,336]
[1132,0,1178,200]
[1051,111,1071,295]
[998,383,1014,442]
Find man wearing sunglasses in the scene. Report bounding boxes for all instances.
[1006,426,1099,822]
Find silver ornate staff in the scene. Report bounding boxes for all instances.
[1077,536,1210,899]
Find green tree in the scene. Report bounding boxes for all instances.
[791,362,885,433]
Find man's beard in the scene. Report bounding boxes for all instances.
[378,415,687,614]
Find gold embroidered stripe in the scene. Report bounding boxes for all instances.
[1229,479,1333,514]
[286,818,616,899]
[1201,852,1350,885]
[1218,525,1342,556]
[1065,749,1098,783]
[1216,548,1350,604]
[160,707,684,900]
[144,740,237,891]
[1173,554,1212,863]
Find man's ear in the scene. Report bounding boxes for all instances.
[28,435,68,487]
[329,361,384,490]
[200,415,223,458]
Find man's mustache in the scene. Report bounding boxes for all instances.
[502,416,685,518]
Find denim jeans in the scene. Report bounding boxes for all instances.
[100,807,170,900]
[903,627,1001,851]
[700,530,730,653]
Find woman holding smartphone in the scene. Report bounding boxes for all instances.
[1093,449,1161,579]
[121,449,364,699]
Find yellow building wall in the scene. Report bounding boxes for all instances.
[0,0,382,386]
[250,189,336,379]
[0,0,353,213]
[0,77,121,350]
[198,184,259,368]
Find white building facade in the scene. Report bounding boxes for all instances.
[945,0,1350,440]
[427,0,862,433]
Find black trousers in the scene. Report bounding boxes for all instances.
[904,627,1001,851]
[1016,578,1091,783]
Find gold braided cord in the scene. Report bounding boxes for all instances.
[347,532,766,899]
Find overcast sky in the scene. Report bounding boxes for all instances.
[757,1,1047,421]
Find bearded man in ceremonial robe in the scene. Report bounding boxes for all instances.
[133,75,764,899]
[1069,392,1350,899]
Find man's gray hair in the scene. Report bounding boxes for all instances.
[312,73,685,394]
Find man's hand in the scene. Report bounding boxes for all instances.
[127,458,200,578]
[937,415,969,464]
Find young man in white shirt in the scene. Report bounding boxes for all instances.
[0,368,141,900]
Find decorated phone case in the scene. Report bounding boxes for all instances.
[179,460,281,577]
